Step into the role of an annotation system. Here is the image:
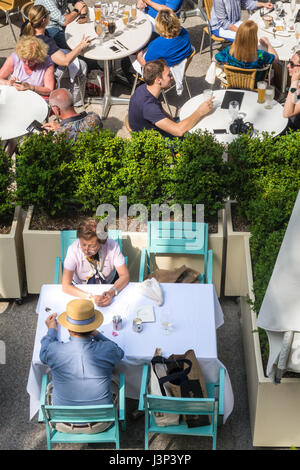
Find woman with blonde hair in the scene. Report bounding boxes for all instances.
[0,35,55,96]
[136,9,192,67]
[214,20,278,82]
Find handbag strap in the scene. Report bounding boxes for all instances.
[151,356,192,392]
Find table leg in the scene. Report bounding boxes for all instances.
[88,60,130,120]
[281,61,288,95]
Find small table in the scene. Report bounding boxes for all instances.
[179,89,288,143]
[250,3,300,93]
[27,283,234,423]
[0,86,48,140]
[65,9,152,119]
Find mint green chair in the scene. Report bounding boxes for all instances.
[138,364,225,450]
[54,229,126,283]
[40,373,126,450]
[138,221,213,283]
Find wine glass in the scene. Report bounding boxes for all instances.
[112,1,119,16]
[228,101,240,122]
[122,8,129,29]
[160,308,172,334]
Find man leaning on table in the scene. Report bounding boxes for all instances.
[40,299,124,434]
[283,50,300,131]
[209,0,273,42]
[128,58,214,138]
[34,0,88,49]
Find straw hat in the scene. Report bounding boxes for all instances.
[58,299,104,333]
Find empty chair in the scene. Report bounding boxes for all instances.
[139,221,213,284]
[138,364,225,450]
[40,373,126,450]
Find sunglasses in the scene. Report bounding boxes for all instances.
[288,60,300,68]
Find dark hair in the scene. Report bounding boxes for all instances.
[77,217,107,243]
[143,58,167,85]
[68,330,94,336]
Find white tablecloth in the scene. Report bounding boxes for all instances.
[0,86,48,140]
[27,283,234,422]
[179,89,288,143]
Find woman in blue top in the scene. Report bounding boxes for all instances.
[136,9,193,68]
[214,20,278,83]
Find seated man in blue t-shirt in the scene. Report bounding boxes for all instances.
[128,58,213,138]
[137,0,183,23]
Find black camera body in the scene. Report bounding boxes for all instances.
[229,118,253,135]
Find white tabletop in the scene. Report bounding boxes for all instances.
[27,283,234,422]
[65,9,152,61]
[0,86,48,140]
[179,89,288,143]
[250,3,300,62]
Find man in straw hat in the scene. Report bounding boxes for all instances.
[40,299,124,433]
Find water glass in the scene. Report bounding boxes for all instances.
[228,100,240,121]
[203,89,213,100]
[112,1,119,16]
[160,308,172,334]
[264,86,275,109]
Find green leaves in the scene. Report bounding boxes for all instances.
[0,145,14,219]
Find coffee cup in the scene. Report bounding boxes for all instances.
[262,15,273,28]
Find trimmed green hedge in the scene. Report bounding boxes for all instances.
[0,145,14,219]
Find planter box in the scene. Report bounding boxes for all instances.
[0,206,26,300]
[225,201,250,297]
[23,206,224,297]
[241,234,300,447]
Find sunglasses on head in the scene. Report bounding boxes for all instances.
[288,60,300,68]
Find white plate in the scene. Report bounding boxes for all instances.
[270,38,283,47]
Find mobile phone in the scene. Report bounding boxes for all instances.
[213,129,228,134]
[26,120,44,133]
[14,80,22,84]
[110,46,119,52]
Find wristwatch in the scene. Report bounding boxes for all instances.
[112,287,118,296]
[287,87,297,93]
[73,8,79,13]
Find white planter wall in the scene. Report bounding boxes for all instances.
[23,206,224,296]
[0,206,26,300]
[241,235,300,447]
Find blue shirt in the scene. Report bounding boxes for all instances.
[144,28,192,67]
[40,329,124,406]
[210,0,258,31]
[129,83,173,138]
[145,0,183,19]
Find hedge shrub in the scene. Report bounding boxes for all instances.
[0,145,14,219]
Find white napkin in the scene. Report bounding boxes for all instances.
[139,278,163,306]
[170,58,187,95]
[205,62,217,85]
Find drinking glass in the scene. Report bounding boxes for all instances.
[257,80,267,103]
[94,3,101,22]
[131,2,137,21]
[112,1,119,16]
[296,23,300,41]
[228,100,240,121]
[95,21,105,44]
[107,16,116,37]
[264,86,275,109]
[203,88,213,100]
[291,0,296,15]
[160,308,172,334]
[123,8,129,29]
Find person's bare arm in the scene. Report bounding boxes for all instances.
[283,71,300,118]
[13,65,55,96]
[51,35,91,66]
[97,264,130,307]
[155,98,214,137]
[64,1,86,25]
[0,56,14,85]
[62,268,93,299]
[259,36,278,61]
[142,0,172,12]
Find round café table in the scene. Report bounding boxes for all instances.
[250,3,300,93]
[0,85,49,140]
[179,89,288,144]
[65,8,152,119]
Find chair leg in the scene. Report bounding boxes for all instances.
[6,11,17,43]
[162,90,173,117]
[200,30,205,55]
[184,77,192,99]
[130,74,139,96]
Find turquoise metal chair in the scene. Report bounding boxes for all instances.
[138,364,225,450]
[40,373,126,450]
[54,229,126,283]
[138,221,213,284]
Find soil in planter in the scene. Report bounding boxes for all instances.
[231,203,250,232]
[30,209,219,233]
[0,211,14,234]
